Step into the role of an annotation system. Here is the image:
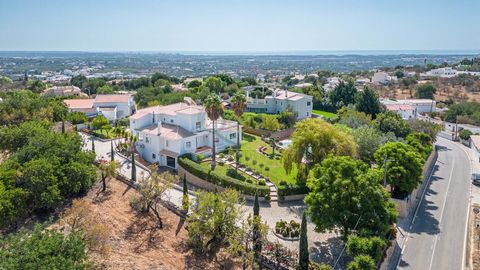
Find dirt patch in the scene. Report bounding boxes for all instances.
[470,204,480,270]
[59,179,234,270]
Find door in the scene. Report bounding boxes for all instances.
[166,156,176,168]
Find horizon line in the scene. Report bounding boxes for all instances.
[1,49,480,56]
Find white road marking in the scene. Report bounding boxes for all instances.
[428,160,455,270]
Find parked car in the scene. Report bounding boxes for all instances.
[472,173,480,186]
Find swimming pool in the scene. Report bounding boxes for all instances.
[278,139,292,149]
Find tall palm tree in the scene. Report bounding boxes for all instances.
[204,94,224,171]
[231,92,246,171]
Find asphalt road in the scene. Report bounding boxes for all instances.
[397,137,471,270]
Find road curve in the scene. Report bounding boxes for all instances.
[397,137,471,270]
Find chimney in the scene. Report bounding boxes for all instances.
[157,121,162,135]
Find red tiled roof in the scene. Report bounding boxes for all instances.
[64,99,95,109]
[385,104,415,111]
[95,94,131,103]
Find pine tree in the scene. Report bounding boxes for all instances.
[182,173,189,211]
[110,140,114,162]
[299,211,309,270]
[91,138,95,154]
[131,152,136,182]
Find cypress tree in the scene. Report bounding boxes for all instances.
[61,121,65,134]
[131,152,136,182]
[253,192,261,253]
[253,192,259,217]
[182,173,189,211]
[299,211,309,270]
[110,140,115,162]
[91,138,95,154]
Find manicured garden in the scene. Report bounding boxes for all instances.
[312,109,337,119]
[178,155,270,197]
[239,133,298,186]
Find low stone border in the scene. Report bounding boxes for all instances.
[272,231,300,242]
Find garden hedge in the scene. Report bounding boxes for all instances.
[277,184,310,197]
[178,156,270,197]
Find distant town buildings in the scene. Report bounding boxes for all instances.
[64,94,136,121]
[246,88,313,119]
[129,97,239,168]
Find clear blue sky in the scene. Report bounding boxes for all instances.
[1,0,479,52]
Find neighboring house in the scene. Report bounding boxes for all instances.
[294,82,313,88]
[371,71,396,85]
[420,67,458,78]
[43,86,88,97]
[384,104,417,119]
[129,98,239,169]
[63,99,98,117]
[401,99,436,114]
[94,94,136,119]
[381,98,436,119]
[323,77,340,92]
[63,94,136,121]
[246,89,313,119]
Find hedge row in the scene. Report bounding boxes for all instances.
[277,184,310,197]
[178,157,270,197]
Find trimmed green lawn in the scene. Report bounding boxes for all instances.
[239,133,298,185]
[199,160,259,183]
[312,109,337,119]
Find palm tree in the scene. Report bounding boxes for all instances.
[204,94,224,171]
[269,137,278,158]
[231,92,246,171]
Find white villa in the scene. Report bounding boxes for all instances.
[64,94,136,121]
[129,98,239,169]
[381,98,436,119]
[246,88,313,119]
[371,71,397,85]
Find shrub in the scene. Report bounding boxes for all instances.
[252,160,257,166]
[245,156,250,162]
[279,180,288,186]
[178,157,269,197]
[277,184,310,197]
[195,154,205,161]
[227,156,234,162]
[129,196,143,212]
[346,236,387,263]
[218,160,225,166]
[265,166,270,172]
[219,153,225,159]
[246,178,253,184]
[258,179,266,186]
[226,168,246,181]
[275,219,300,238]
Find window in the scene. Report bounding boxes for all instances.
[196,121,201,129]
[152,153,156,159]
[145,137,149,143]
[229,133,236,140]
[170,119,174,123]
[307,112,309,116]
[166,140,169,147]
[307,101,311,106]
[186,141,191,148]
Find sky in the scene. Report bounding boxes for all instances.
[0,0,479,52]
